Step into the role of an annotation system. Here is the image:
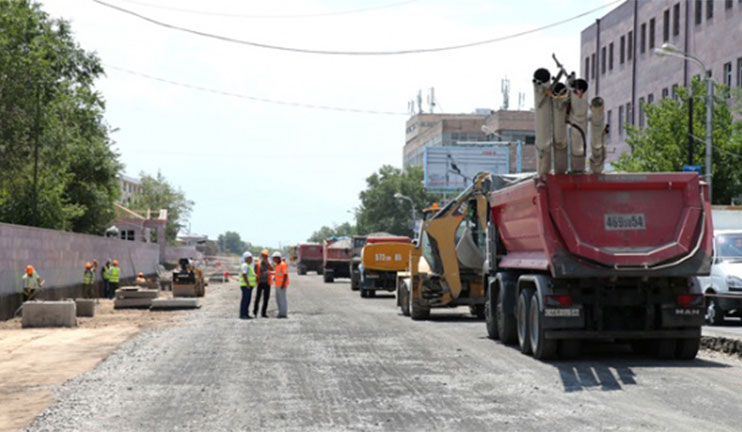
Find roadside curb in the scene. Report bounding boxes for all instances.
[701,336,742,358]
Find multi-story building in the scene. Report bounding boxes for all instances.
[403,110,536,171]
[118,174,143,207]
[581,0,742,161]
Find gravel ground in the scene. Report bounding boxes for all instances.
[27,274,742,431]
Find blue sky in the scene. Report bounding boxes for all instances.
[42,0,616,247]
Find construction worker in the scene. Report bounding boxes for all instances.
[83,262,96,298]
[253,249,273,318]
[101,259,111,298]
[108,260,121,298]
[21,265,42,302]
[135,272,147,287]
[272,251,289,318]
[240,252,257,319]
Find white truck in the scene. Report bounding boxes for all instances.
[697,207,742,325]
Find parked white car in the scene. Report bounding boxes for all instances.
[697,229,742,325]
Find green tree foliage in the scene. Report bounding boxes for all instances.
[614,77,742,204]
[0,0,121,233]
[133,171,193,243]
[307,222,356,242]
[217,231,246,256]
[355,166,433,237]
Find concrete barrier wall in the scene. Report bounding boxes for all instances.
[0,222,161,319]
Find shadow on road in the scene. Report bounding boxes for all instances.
[551,341,731,392]
[360,294,396,300]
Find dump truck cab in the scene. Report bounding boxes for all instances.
[323,237,352,283]
[296,243,324,275]
[396,172,493,320]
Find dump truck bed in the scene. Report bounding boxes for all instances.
[488,173,713,278]
[361,242,413,272]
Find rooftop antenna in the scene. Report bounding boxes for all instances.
[501,77,510,110]
[416,90,423,114]
[427,87,437,113]
[408,100,416,116]
[518,92,525,110]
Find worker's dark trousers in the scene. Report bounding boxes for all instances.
[253,283,271,317]
[102,279,110,298]
[240,286,253,318]
[109,282,119,299]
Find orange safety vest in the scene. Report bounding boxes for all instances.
[255,261,273,285]
[273,261,289,288]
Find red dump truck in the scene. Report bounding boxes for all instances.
[323,237,352,283]
[296,243,324,275]
[484,173,712,360]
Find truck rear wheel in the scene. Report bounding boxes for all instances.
[529,291,557,360]
[676,337,700,360]
[497,285,518,345]
[298,265,307,275]
[485,284,499,340]
[398,283,411,317]
[360,289,367,298]
[516,289,533,355]
[410,293,430,320]
[323,270,334,283]
[655,339,677,359]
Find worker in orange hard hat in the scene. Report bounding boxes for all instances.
[135,272,147,287]
[83,262,96,298]
[253,249,274,318]
[108,260,121,297]
[272,252,289,318]
[21,265,43,302]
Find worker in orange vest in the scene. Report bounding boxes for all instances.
[272,251,289,318]
[253,249,273,318]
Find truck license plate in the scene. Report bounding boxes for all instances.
[544,308,580,317]
[604,214,646,231]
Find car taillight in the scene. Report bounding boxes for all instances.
[545,294,572,307]
[677,294,703,307]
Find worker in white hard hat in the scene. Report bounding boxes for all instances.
[271,251,289,318]
[239,252,257,319]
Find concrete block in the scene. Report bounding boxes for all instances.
[113,298,153,309]
[74,299,95,317]
[172,284,198,298]
[150,298,201,310]
[115,288,159,299]
[22,301,77,328]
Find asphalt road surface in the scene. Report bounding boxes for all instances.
[29,273,742,431]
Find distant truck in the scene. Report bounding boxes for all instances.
[350,235,367,291]
[359,236,412,298]
[323,237,352,283]
[697,207,742,325]
[296,243,324,275]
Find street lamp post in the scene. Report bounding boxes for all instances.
[654,43,713,202]
[394,192,417,228]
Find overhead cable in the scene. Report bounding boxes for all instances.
[110,0,420,19]
[92,0,622,56]
[104,64,408,116]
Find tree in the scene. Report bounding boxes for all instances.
[217,231,246,256]
[614,77,742,204]
[355,165,433,237]
[307,222,356,242]
[132,171,193,243]
[0,0,121,232]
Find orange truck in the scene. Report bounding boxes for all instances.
[359,236,413,298]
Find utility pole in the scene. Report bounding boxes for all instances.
[32,85,41,226]
[705,76,713,203]
[688,97,693,166]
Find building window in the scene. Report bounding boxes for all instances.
[673,3,680,36]
[585,57,590,80]
[672,84,679,100]
[640,23,646,53]
[639,97,646,127]
[620,35,625,64]
[663,9,670,42]
[628,31,633,60]
[662,87,669,98]
[737,57,742,87]
[695,0,702,25]
[724,62,733,96]
[606,110,612,137]
[618,105,624,136]
[591,53,596,78]
[609,43,614,70]
[649,18,656,49]
[601,46,607,74]
[647,94,654,105]
[707,0,713,19]
[726,0,733,10]
[626,102,633,125]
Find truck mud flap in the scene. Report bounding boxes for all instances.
[544,328,701,340]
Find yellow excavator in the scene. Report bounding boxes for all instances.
[396,172,494,320]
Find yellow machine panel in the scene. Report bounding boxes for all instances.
[361,242,414,272]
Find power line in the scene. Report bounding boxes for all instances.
[111,0,420,19]
[92,0,622,56]
[104,64,408,115]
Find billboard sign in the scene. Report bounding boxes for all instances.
[424,145,509,191]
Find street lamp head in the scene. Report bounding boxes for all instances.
[655,42,682,57]
[394,192,403,199]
